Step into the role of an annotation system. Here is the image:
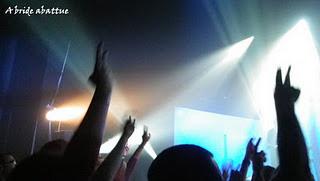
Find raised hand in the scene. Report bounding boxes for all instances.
[142,126,151,144]
[239,138,261,181]
[274,66,300,112]
[273,67,312,180]
[89,42,112,91]
[221,162,233,181]
[245,138,254,161]
[245,138,261,160]
[250,138,266,181]
[63,42,113,180]
[123,116,135,138]
[93,116,135,181]
[252,151,266,172]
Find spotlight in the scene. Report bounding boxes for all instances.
[46,106,85,121]
[220,36,254,66]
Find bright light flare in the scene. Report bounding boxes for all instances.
[144,142,157,159]
[220,36,254,66]
[100,134,122,153]
[46,107,86,121]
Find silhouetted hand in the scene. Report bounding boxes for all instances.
[274,66,300,113]
[222,162,233,181]
[252,151,266,172]
[89,42,112,91]
[245,138,261,161]
[229,170,242,181]
[250,138,266,181]
[142,126,151,144]
[123,116,135,138]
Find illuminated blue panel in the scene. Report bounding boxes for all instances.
[174,107,261,169]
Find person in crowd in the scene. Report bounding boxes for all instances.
[225,138,261,181]
[248,138,275,181]
[239,138,261,181]
[93,117,151,181]
[114,126,151,181]
[148,144,223,181]
[0,153,16,181]
[262,166,275,181]
[38,139,68,156]
[92,117,135,181]
[8,42,113,181]
[251,144,266,181]
[271,67,313,181]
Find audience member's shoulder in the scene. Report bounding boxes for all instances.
[8,154,62,181]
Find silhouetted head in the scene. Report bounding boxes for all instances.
[148,144,223,181]
[0,153,16,179]
[7,154,61,181]
[39,139,68,156]
[263,165,275,181]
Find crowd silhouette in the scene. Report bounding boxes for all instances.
[0,42,315,181]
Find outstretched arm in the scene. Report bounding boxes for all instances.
[125,126,151,181]
[93,117,135,181]
[239,138,260,181]
[251,150,266,181]
[274,67,311,180]
[62,42,112,180]
[239,138,253,181]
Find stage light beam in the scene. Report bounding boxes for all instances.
[220,36,254,66]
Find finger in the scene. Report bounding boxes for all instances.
[102,50,109,62]
[125,119,130,127]
[101,51,111,73]
[248,138,254,147]
[96,42,104,62]
[255,138,261,150]
[96,42,102,56]
[291,88,301,102]
[276,69,283,86]
[94,42,102,71]
[133,119,136,125]
[249,138,253,143]
[284,66,291,86]
[144,125,148,132]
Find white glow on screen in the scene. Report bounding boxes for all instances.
[174,107,261,168]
